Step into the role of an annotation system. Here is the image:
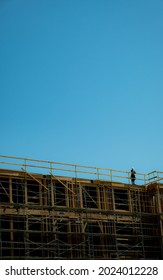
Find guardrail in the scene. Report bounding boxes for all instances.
[0,155,162,185]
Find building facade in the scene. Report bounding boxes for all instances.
[0,155,163,259]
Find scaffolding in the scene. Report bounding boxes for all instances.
[0,155,163,259]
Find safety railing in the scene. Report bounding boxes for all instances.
[0,155,161,185]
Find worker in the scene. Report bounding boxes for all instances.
[130,167,136,184]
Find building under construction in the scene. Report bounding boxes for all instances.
[0,155,163,260]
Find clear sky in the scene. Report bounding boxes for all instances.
[0,0,163,174]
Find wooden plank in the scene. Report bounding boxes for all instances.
[21,168,48,191]
[9,178,14,204]
[51,174,75,194]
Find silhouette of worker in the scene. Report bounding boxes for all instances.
[130,167,136,184]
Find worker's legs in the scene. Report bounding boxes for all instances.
[131,179,135,185]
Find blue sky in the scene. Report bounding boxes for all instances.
[0,0,163,174]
